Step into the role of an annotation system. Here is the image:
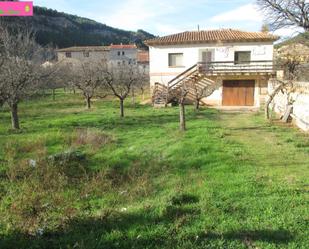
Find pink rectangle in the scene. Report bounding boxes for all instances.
[0,1,33,16]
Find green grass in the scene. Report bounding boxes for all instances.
[0,90,308,249]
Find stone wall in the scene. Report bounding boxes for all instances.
[270,81,309,131]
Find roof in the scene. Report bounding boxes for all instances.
[110,44,137,49]
[145,29,279,46]
[137,50,149,63]
[56,46,110,52]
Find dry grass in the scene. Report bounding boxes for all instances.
[69,128,114,150]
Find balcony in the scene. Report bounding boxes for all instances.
[198,60,275,76]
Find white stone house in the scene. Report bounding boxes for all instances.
[56,45,149,71]
[108,44,138,65]
[145,29,279,107]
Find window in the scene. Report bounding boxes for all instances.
[83,51,89,57]
[234,51,251,64]
[168,53,183,67]
[122,51,125,56]
[118,51,121,56]
[65,52,72,58]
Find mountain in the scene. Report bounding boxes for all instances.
[0,6,156,49]
[276,32,309,48]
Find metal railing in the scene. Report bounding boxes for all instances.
[198,60,274,74]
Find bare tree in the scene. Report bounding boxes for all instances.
[190,78,221,111]
[136,68,150,101]
[39,61,67,101]
[103,63,143,117]
[0,27,48,129]
[133,66,149,103]
[261,23,271,33]
[257,0,309,31]
[0,55,6,107]
[72,62,106,109]
[178,84,189,131]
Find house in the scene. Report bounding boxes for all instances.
[56,44,149,70]
[108,44,138,65]
[137,50,150,72]
[57,46,110,64]
[145,29,279,107]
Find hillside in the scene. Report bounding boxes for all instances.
[0,6,156,48]
[276,32,309,48]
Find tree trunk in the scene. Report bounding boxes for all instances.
[120,98,124,117]
[195,100,200,111]
[141,89,145,101]
[11,103,20,130]
[52,89,56,101]
[282,105,293,123]
[131,88,135,105]
[86,96,91,109]
[73,87,76,94]
[265,81,288,120]
[179,102,186,131]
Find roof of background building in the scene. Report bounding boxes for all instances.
[110,44,137,49]
[145,29,279,46]
[57,44,138,52]
[56,46,110,52]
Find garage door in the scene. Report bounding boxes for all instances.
[222,80,255,106]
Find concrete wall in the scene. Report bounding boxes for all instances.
[271,82,309,131]
[109,48,138,65]
[58,51,109,63]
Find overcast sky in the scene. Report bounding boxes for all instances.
[34,0,299,38]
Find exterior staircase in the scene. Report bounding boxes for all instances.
[152,63,217,106]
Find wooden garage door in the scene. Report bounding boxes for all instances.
[222,80,255,106]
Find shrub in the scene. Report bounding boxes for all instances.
[47,149,88,179]
[69,128,114,150]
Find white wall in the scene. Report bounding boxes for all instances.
[109,48,137,64]
[271,83,309,131]
[149,42,274,86]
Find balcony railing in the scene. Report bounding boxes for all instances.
[198,60,275,75]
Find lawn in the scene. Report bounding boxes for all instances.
[0,90,308,249]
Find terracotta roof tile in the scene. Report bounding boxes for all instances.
[110,44,137,49]
[56,46,110,52]
[145,29,279,46]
